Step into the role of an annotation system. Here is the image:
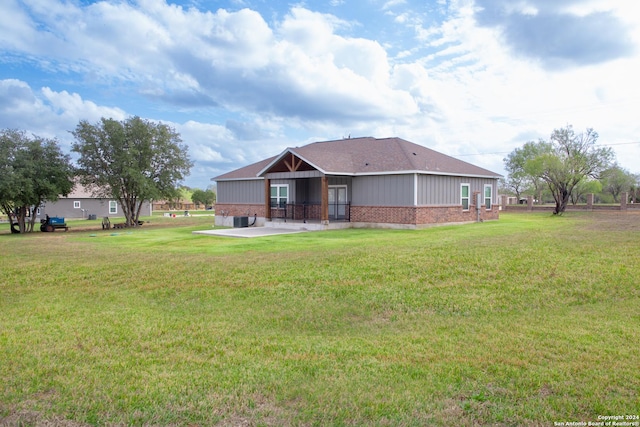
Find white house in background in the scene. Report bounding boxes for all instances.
[39,184,153,220]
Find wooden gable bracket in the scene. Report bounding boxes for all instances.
[283,153,303,172]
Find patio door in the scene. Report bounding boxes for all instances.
[328,186,347,220]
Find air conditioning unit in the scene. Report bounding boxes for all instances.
[233,216,249,228]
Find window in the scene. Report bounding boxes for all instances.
[270,184,289,208]
[461,184,470,211]
[73,201,81,209]
[109,201,117,214]
[484,184,493,210]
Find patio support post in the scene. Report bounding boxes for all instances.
[265,178,271,220]
[321,175,329,224]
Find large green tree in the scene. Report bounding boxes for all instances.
[600,164,636,203]
[191,188,216,208]
[503,140,552,202]
[527,126,613,215]
[0,129,75,233]
[72,116,193,227]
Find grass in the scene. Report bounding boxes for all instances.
[1,212,639,426]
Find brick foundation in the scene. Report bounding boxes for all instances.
[215,203,499,228]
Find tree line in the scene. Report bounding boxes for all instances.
[162,186,216,210]
[1,116,192,233]
[502,125,638,214]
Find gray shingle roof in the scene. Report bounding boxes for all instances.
[214,156,278,181]
[214,137,501,180]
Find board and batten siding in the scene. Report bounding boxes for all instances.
[217,180,264,204]
[417,175,497,206]
[351,175,414,206]
[217,179,302,204]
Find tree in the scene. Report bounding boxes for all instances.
[504,140,552,202]
[527,126,613,215]
[570,179,602,205]
[600,164,636,203]
[631,174,640,203]
[191,188,216,208]
[0,129,75,233]
[72,116,193,227]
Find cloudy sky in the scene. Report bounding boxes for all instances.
[1,0,639,188]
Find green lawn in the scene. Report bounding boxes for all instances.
[1,212,639,426]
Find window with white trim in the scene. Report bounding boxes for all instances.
[461,184,470,211]
[73,201,81,209]
[484,184,493,210]
[270,184,289,208]
[109,201,117,214]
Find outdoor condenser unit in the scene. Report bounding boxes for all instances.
[233,216,249,228]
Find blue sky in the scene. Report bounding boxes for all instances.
[1,0,639,188]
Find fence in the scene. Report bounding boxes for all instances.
[501,192,639,212]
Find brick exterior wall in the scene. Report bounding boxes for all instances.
[351,205,499,226]
[291,204,322,220]
[214,204,266,217]
[351,206,416,224]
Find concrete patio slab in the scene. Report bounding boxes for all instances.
[192,227,309,238]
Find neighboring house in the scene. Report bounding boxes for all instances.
[39,184,153,220]
[213,137,502,229]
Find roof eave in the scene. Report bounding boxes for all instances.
[324,170,502,179]
[213,176,265,182]
[216,169,502,181]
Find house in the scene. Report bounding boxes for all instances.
[39,184,153,220]
[213,137,502,229]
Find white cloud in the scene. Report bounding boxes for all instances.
[0,79,50,129]
[0,79,127,142]
[383,0,408,11]
[42,88,126,122]
[1,0,639,184]
[366,0,640,175]
[3,2,421,124]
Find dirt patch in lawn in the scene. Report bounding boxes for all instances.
[574,210,640,232]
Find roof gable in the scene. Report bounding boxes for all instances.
[259,150,317,175]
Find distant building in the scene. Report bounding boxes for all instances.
[40,183,152,219]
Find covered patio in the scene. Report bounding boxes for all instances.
[260,152,350,225]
